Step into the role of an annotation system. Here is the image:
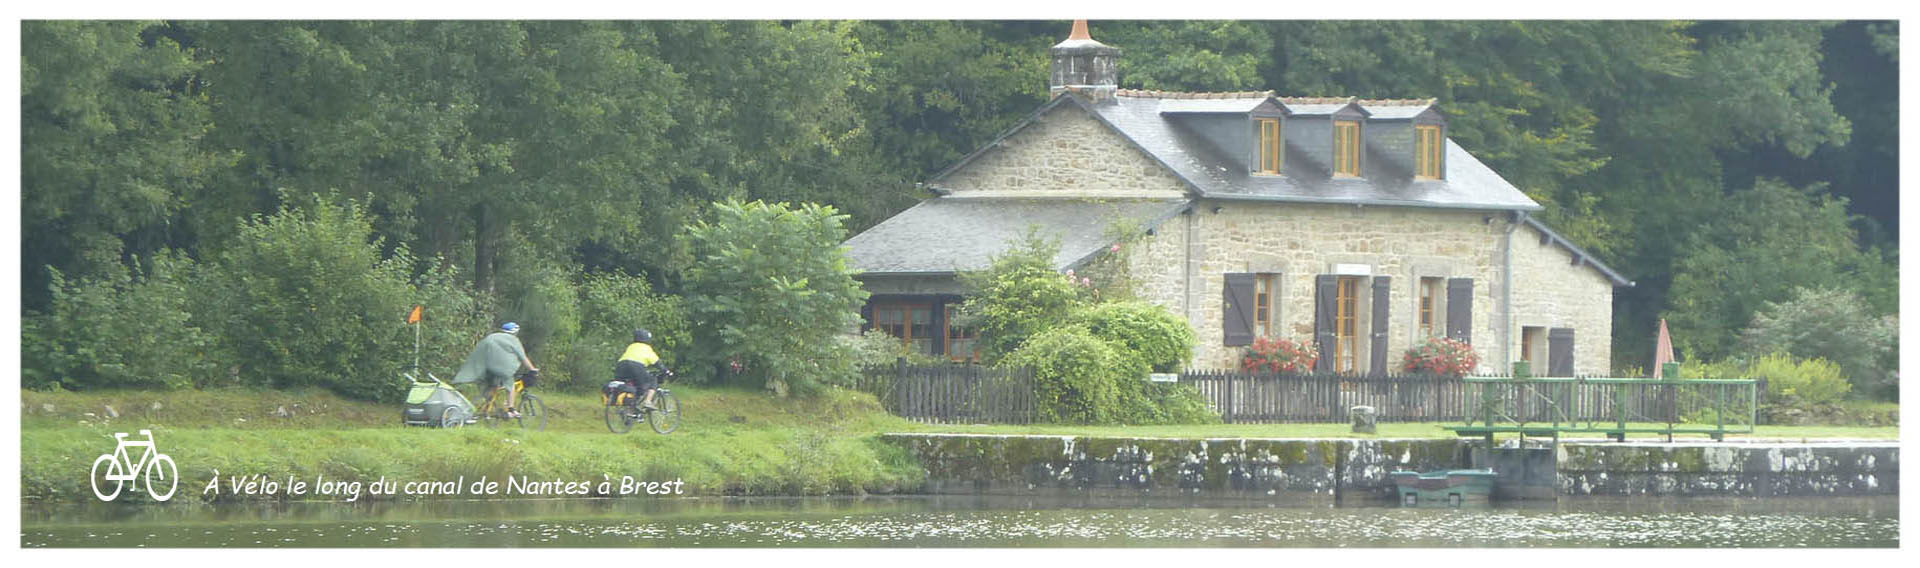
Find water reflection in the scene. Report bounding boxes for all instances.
[21,495,1897,548]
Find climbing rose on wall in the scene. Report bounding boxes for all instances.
[1402,337,1478,377]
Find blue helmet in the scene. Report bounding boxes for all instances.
[501,322,520,334]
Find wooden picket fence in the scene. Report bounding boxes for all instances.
[854,363,1038,424]
[1180,370,1472,423]
[852,365,1750,426]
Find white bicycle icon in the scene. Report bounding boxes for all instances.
[90,429,178,502]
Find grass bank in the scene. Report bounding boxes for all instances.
[22,385,925,503]
[22,386,1897,502]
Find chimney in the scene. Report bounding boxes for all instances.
[1049,20,1121,100]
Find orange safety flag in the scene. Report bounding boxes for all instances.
[406,305,425,325]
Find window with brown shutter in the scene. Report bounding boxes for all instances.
[1548,328,1576,377]
[1370,276,1391,373]
[1335,276,1360,373]
[1223,273,1257,346]
[1418,277,1443,338]
[1253,274,1276,337]
[1446,278,1474,345]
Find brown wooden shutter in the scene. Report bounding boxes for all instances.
[1314,275,1337,372]
[1548,327,1575,377]
[1370,276,1391,373]
[1446,278,1474,345]
[1223,273,1256,347]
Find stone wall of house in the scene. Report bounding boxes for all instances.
[1132,200,1615,374]
[1509,224,1617,376]
[937,102,1189,196]
[1124,210,1190,318]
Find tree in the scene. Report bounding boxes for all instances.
[21,21,232,310]
[679,200,869,396]
[1666,179,1878,362]
[956,231,1088,362]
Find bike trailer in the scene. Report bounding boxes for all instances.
[402,376,475,427]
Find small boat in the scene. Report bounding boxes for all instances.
[1388,468,1497,507]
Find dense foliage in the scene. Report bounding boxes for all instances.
[1740,287,1898,400]
[963,237,1216,425]
[1076,302,1197,373]
[956,232,1090,362]
[20,20,1898,404]
[680,200,869,396]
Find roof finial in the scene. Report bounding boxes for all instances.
[1068,19,1091,41]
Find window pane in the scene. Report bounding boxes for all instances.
[909,307,934,342]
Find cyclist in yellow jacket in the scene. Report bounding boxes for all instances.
[615,329,668,410]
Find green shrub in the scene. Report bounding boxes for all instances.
[957,231,1088,362]
[1077,301,1195,373]
[1747,352,1851,407]
[1002,326,1141,424]
[199,197,421,402]
[1740,287,1897,400]
[680,199,868,396]
[23,253,222,391]
[844,330,945,370]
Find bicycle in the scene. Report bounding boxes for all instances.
[605,369,679,435]
[90,430,178,502]
[475,370,547,431]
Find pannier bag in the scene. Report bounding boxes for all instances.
[603,380,638,406]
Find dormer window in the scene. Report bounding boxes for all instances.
[1257,118,1282,174]
[1415,124,1443,179]
[1333,120,1362,177]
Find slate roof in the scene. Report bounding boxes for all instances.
[844,197,1188,275]
[1077,93,1542,211]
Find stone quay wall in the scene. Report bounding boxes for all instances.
[883,434,1899,501]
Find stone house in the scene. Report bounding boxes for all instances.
[843,22,1633,375]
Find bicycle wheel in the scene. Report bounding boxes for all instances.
[146,454,179,502]
[518,394,548,431]
[440,406,465,428]
[604,396,636,434]
[90,455,124,501]
[647,390,680,434]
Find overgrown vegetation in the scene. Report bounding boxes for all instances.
[679,200,869,396]
[959,234,1218,425]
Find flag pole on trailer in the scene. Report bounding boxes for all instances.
[407,305,426,371]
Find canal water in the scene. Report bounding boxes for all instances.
[21,495,1898,548]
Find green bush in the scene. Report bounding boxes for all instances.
[957,231,1088,362]
[680,199,868,396]
[1077,301,1195,373]
[1740,287,1897,400]
[198,197,422,402]
[1747,352,1851,407]
[1002,326,1141,424]
[23,253,222,391]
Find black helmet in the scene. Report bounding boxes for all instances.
[633,329,653,343]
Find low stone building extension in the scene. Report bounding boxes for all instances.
[844,21,1632,375]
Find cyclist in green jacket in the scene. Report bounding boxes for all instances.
[455,322,539,419]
